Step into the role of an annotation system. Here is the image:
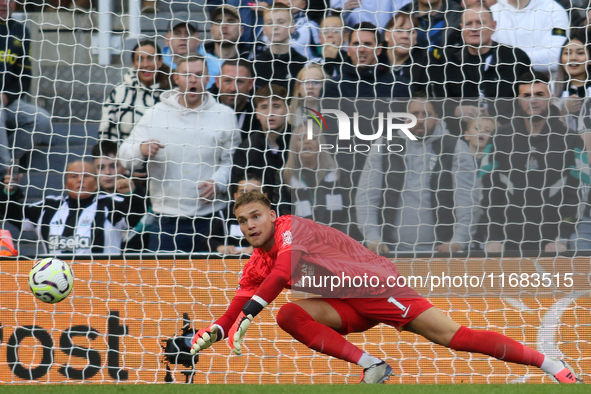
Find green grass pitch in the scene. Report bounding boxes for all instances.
[1,385,587,394]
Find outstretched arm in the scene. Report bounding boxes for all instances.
[228,250,303,355]
[191,250,303,355]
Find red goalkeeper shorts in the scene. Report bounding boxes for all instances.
[323,296,434,335]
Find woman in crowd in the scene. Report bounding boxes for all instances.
[99,40,171,142]
[289,64,328,129]
[553,34,591,132]
[384,12,429,95]
[280,125,359,238]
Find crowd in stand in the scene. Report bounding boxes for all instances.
[3,0,591,255]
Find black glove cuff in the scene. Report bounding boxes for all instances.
[243,299,265,317]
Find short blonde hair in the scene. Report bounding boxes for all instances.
[465,116,496,132]
[234,191,272,213]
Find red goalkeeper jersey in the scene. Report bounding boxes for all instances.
[236,215,402,298]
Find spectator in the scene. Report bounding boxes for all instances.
[570,4,591,46]
[232,84,291,205]
[204,5,250,89]
[209,173,266,255]
[491,0,569,75]
[462,116,495,169]
[553,35,590,132]
[461,116,496,248]
[439,4,532,133]
[274,0,321,59]
[289,64,328,128]
[91,140,149,252]
[399,0,464,54]
[0,0,51,174]
[163,14,202,70]
[250,0,320,59]
[92,140,129,194]
[210,0,260,46]
[317,14,347,78]
[323,22,410,98]
[281,125,358,237]
[162,12,218,79]
[481,71,582,253]
[384,12,431,94]
[252,3,308,95]
[119,56,241,253]
[356,94,476,254]
[213,59,260,141]
[329,0,411,29]
[99,40,170,142]
[0,161,144,255]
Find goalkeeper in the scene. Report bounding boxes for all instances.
[191,191,582,384]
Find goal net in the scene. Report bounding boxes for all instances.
[0,0,590,384]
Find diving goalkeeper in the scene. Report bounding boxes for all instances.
[191,191,582,384]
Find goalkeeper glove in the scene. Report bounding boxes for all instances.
[190,324,222,355]
[228,311,253,355]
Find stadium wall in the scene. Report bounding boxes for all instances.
[0,257,589,384]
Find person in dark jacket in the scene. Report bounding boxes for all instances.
[323,22,410,98]
[317,14,348,79]
[91,140,150,252]
[0,0,51,174]
[480,72,582,253]
[438,4,533,135]
[400,0,464,54]
[251,4,308,96]
[211,59,260,141]
[232,84,291,205]
[384,12,433,95]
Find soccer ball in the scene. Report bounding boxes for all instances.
[29,258,74,304]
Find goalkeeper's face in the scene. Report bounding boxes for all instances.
[235,202,277,251]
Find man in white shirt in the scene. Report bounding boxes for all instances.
[119,56,241,253]
[491,0,569,76]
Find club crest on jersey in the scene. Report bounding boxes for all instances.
[282,231,292,246]
[48,235,91,251]
[79,217,93,226]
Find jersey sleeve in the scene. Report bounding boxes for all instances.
[253,250,302,305]
[214,295,249,339]
[236,257,263,298]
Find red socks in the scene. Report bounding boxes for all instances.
[449,326,544,367]
[276,303,364,364]
[277,306,545,369]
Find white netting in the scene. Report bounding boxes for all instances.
[0,0,589,384]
